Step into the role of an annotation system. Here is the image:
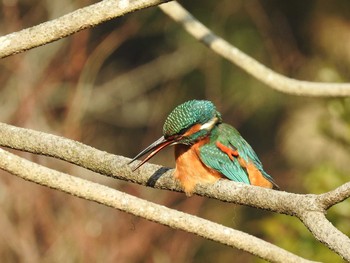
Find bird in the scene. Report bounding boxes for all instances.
[129,100,279,195]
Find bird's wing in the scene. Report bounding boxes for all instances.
[220,124,278,187]
[199,137,251,184]
[199,123,278,187]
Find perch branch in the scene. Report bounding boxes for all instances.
[159,2,350,97]
[0,122,349,261]
[0,148,315,263]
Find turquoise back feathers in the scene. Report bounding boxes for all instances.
[130,99,278,189]
[161,100,278,188]
[200,123,277,187]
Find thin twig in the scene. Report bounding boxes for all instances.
[159,2,350,97]
[317,182,350,210]
[0,0,171,58]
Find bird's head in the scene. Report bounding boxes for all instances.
[129,100,222,169]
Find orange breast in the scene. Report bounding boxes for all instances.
[174,140,273,195]
[238,157,273,188]
[174,142,223,196]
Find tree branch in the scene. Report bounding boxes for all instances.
[159,2,350,97]
[317,182,350,210]
[0,122,349,261]
[299,212,350,260]
[1,0,349,97]
[0,148,315,263]
[0,0,171,58]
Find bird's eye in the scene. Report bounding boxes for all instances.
[164,134,181,141]
[178,126,191,136]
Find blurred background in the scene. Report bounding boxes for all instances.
[0,0,350,262]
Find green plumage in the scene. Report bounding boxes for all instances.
[163,100,221,138]
[162,100,277,187]
[200,123,276,186]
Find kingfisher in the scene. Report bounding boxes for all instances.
[129,100,279,195]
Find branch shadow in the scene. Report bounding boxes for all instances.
[146,167,171,187]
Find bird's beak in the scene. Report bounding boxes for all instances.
[129,136,177,171]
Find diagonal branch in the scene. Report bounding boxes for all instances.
[0,148,315,263]
[0,122,349,261]
[159,2,350,97]
[0,122,307,215]
[299,211,350,261]
[1,0,349,97]
[317,182,350,210]
[0,0,171,58]
[0,122,336,214]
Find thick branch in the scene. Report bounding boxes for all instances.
[0,0,171,58]
[0,148,314,263]
[159,2,350,97]
[0,122,349,261]
[0,122,309,214]
[0,123,332,214]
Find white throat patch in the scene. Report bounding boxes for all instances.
[200,117,219,131]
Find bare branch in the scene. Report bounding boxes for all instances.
[0,122,307,214]
[0,122,349,261]
[299,212,350,261]
[0,123,337,214]
[1,0,349,97]
[0,148,315,263]
[317,182,350,210]
[0,0,171,58]
[159,2,350,97]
